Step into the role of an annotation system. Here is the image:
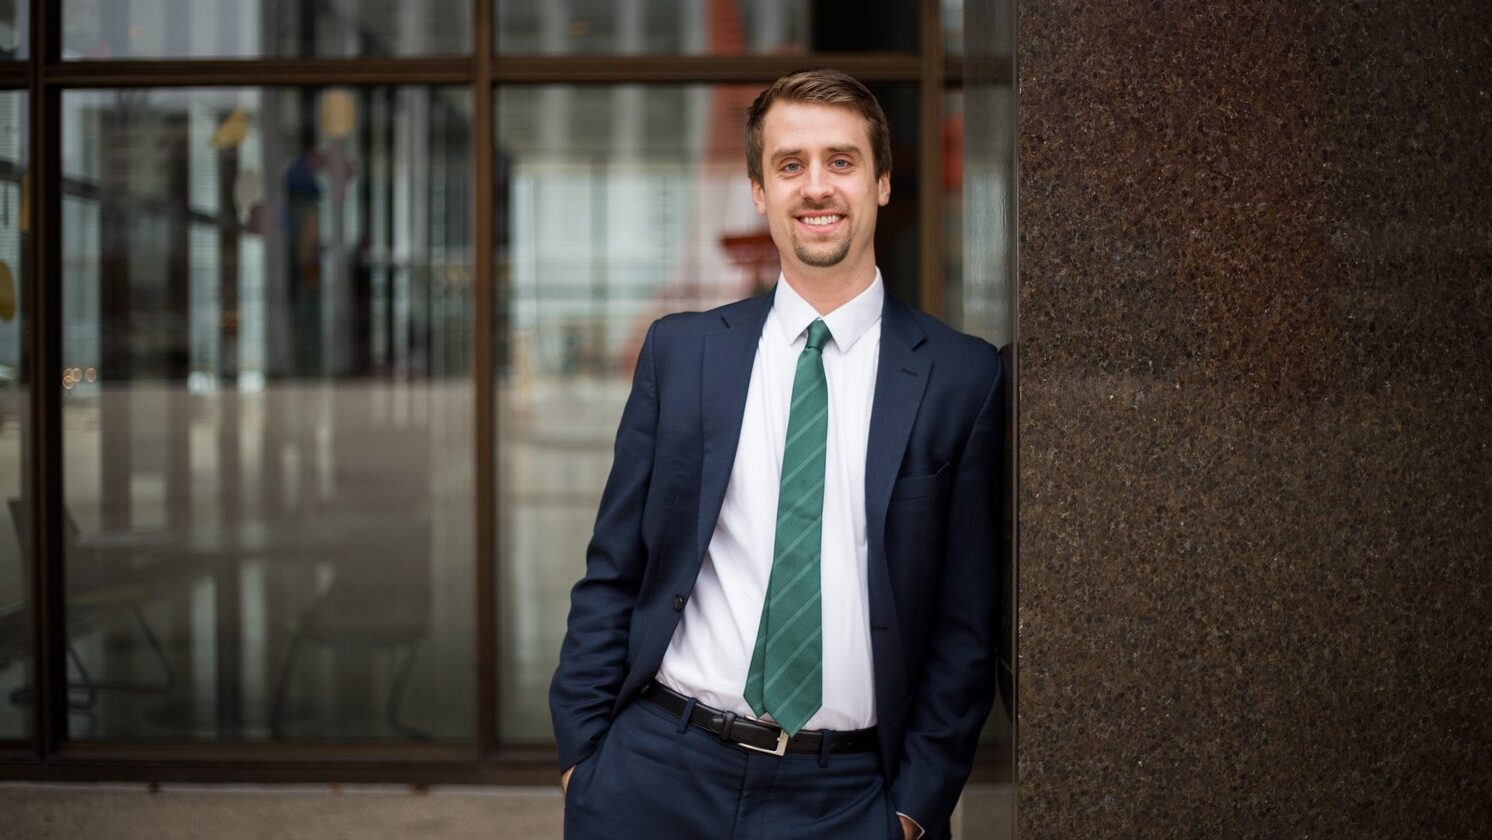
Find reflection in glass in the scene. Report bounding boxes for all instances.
[0,1,24,60]
[494,83,918,741]
[943,0,963,56]
[62,0,469,60]
[0,91,26,739]
[60,86,474,742]
[495,84,762,740]
[497,0,916,56]
[958,87,1012,349]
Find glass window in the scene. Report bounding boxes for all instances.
[956,86,1012,349]
[62,0,470,60]
[60,85,474,742]
[494,82,918,741]
[943,0,963,56]
[0,90,26,740]
[1,1,24,60]
[497,0,917,56]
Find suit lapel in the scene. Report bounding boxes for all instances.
[865,295,931,564]
[696,292,773,563]
[864,295,930,734]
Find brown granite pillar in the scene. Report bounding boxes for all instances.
[1014,1,1492,835]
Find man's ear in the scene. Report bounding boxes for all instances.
[877,171,891,206]
[751,178,766,215]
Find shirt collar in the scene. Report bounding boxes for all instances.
[771,270,884,354]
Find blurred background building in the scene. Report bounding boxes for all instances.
[0,2,1017,833]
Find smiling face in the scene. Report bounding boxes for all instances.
[750,100,891,285]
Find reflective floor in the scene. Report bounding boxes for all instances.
[1,379,476,742]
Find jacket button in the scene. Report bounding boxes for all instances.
[673,595,685,611]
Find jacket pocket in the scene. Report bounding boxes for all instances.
[888,462,949,502]
[564,742,603,805]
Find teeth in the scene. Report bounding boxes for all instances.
[801,215,842,226]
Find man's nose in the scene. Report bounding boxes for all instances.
[801,165,834,201]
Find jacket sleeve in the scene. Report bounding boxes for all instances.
[549,320,662,771]
[890,350,1006,834]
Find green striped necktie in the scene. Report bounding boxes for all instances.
[744,318,831,736]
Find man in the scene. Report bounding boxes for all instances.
[551,69,1005,840]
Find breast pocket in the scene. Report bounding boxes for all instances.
[888,462,949,503]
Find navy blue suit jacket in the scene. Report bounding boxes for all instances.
[551,289,1005,839]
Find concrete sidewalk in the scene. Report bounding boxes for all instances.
[1,783,562,840]
[2,782,1011,839]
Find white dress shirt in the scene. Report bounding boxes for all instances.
[657,271,883,731]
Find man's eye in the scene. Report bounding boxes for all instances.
[830,159,850,169]
[782,162,801,172]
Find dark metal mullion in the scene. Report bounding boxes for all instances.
[56,740,470,761]
[943,56,1016,86]
[39,54,936,89]
[42,57,472,87]
[919,0,946,317]
[27,0,65,762]
[16,49,961,89]
[491,54,924,83]
[943,56,964,85]
[1004,0,1023,797]
[472,0,499,761]
[0,755,553,786]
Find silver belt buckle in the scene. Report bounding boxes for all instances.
[739,727,790,757]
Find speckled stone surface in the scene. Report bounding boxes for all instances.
[1015,1,1492,836]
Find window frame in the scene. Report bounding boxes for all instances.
[0,0,1012,786]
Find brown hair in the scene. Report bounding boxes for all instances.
[745,68,892,186]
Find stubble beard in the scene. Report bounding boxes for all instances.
[791,225,853,268]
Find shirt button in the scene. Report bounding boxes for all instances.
[673,595,685,611]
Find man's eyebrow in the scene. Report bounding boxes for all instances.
[769,144,864,163]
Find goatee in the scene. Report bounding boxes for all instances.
[793,235,852,268]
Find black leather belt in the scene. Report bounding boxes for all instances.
[639,682,878,756]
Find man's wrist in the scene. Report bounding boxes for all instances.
[896,811,925,839]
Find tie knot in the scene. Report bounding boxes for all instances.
[804,319,831,353]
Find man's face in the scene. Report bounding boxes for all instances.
[751,101,891,276]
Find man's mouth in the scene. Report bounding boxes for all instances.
[796,213,845,229]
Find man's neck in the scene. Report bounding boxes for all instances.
[780,264,878,316]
